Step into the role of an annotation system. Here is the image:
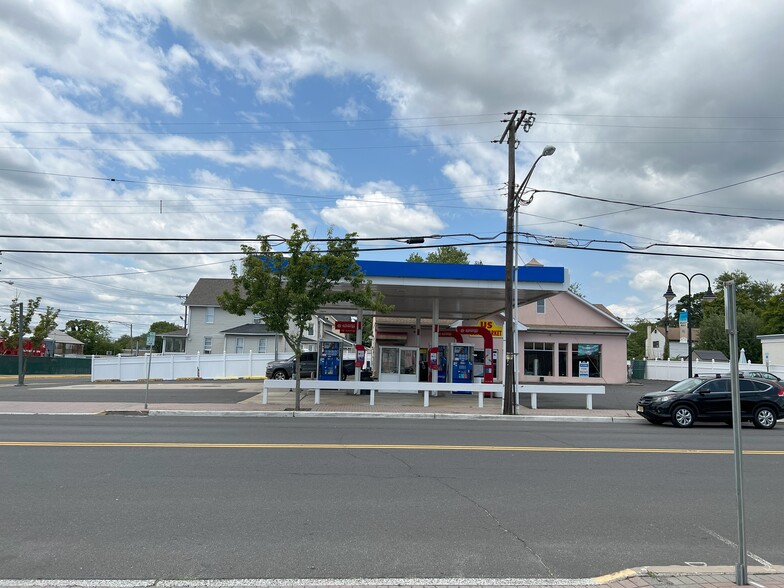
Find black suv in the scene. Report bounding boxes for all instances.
[636,375,784,429]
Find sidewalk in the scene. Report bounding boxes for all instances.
[0,381,641,421]
[0,566,783,588]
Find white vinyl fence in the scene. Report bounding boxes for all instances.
[641,358,784,381]
[91,352,277,382]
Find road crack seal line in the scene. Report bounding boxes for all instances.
[437,478,555,578]
[376,450,553,574]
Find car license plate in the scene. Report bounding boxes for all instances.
[636,405,644,413]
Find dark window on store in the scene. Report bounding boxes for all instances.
[524,342,553,376]
[572,343,601,377]
[558,343,568,376]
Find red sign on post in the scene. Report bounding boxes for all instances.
[335,321,360,333]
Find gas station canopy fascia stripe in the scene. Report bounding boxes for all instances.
[324,260,569,321]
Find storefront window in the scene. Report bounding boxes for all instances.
[558,343,568,376]
[572,343,601,377]
[524,342,553,376]
[400,349,417,376]
[381,348,399,374]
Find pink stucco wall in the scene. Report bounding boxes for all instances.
[514,292,630,384]
[372,292,631,385]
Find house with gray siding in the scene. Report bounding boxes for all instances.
[184,278,341,356]
[184,278,292,356]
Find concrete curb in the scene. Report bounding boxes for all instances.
[0,408,643,422]
[1,568,783,588]
[135,410,643,423]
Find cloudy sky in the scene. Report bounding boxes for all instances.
[1,0,783,336]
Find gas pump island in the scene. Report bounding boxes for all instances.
[318,341,342,380]
[319,260,569,395]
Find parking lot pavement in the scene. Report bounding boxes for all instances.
[0,378,669,421]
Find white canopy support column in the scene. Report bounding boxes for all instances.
[354,309,363,393]
[427,298,439,407]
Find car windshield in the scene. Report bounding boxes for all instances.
[666,377,705,393]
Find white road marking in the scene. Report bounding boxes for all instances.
[699,526,773,567]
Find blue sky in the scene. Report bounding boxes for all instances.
[2,1,784,337]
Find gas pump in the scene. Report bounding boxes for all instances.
[438,344,448,383]
[318,341,342,380]
[450,343,474,392]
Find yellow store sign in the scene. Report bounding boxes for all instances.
[478,320,503,338]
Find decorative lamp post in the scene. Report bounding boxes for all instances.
[663,272,716,378]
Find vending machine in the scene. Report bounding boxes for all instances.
[450,343,474,392]
[318,341,342,381]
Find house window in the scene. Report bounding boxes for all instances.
[558,343,568,376]
[306,321,315,336]
[524,342,554,376]
[203,337,212,354]
[235,337,244,353]
[652,341,660,348]
[258,338,267,353]
[536,300,546,314]
[573,343,601,377]
[252,313,262,324]
[205,307,215,324]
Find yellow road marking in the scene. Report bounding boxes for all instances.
[0,441,783,454]
[593,568,638,583]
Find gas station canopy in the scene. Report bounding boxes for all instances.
[327,260,569,320]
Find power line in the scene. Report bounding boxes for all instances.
[0,112,506,126]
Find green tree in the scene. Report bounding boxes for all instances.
[627,319,656,360]
[568,282,585,299]
[705,270,775,319]
[697,310,762,363]
[147,320,182,352]
[218,224,389,410]
[673,291,715,328]
[761,285,784,334]
[115,334,137,354]
[65,319,116,355]
[0,296,59,383]
[406,245,470,264]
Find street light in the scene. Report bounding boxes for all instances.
[663,272,716,378]
[108,321,134,354]
[504,145,556,415]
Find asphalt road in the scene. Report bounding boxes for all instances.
[0,415,781,580]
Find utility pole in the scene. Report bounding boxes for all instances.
[17,302,24,386]
[495,110,536,416]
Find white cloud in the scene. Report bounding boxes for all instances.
[333,97,369,121]
[630,270,666,291]
[166,44,198,71]
[320,191,445,237]
[1,1,184,114]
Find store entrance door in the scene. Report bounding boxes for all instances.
[379,346,419,390]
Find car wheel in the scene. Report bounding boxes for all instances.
[671,404,696,428]
[753,406,777,430]
[272,370,288,380]
[644,416,665,425]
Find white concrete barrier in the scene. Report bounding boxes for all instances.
[518,384,605,409]
[262,379,503,408]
